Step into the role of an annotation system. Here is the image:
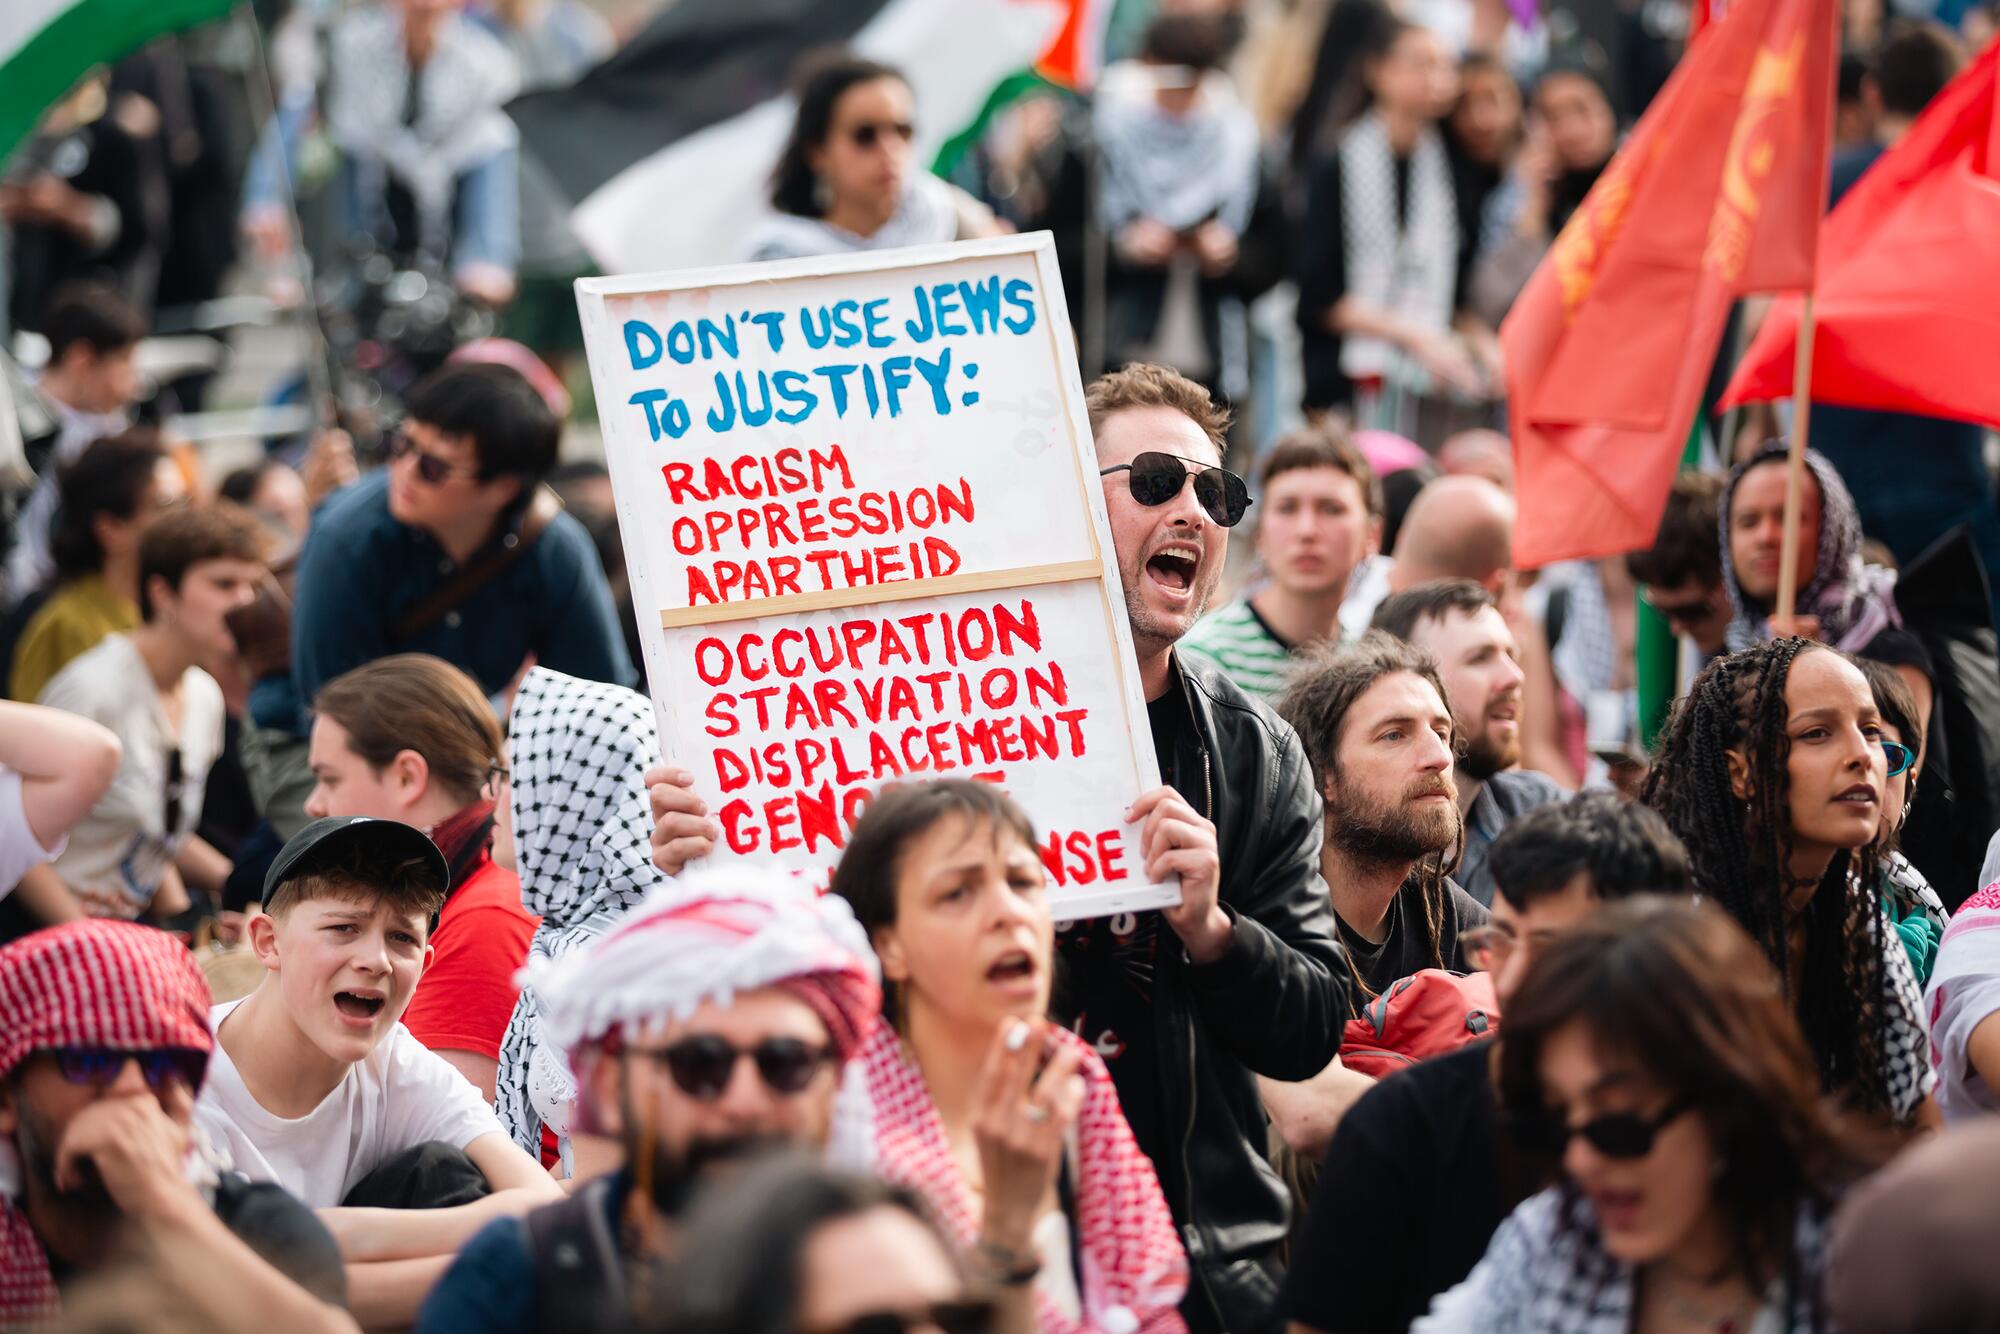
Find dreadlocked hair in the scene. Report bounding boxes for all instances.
[1641,637,1897,1116]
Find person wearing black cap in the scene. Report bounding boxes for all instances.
[192,816,563,1328]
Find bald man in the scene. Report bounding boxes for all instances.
[1350,475,1579,789]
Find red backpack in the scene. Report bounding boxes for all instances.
[1340,970,1500,1078]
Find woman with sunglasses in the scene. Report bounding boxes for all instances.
[1642,638,1939,1129]
[1416,896,1877,1334]
[304,653,535,1102]
[829,780,1188,1334]
[1854,658,1947,987]
[749,55,1005,262]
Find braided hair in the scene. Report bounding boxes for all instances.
[1641,638,1897,1114]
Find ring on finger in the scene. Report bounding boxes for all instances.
[1023,1101,1050,1124]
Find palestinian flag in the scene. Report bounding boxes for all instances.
[0,0,234,164]
[507,0,1107,276]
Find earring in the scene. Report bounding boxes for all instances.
[812,174,832,213]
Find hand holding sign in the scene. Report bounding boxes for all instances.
[1129,786,1230,963]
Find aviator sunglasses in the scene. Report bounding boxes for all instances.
[1098,451,1253,528]
[641,1034,835,1101]
[47,1046,208,1093]
[1509,1095,1694,1161]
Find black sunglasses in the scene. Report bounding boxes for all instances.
[1510,1095,1694,1161]
[49,1046,208,1094]
[386,428,480,486]
[812,1301,997,1334]
[1099,451,1252,528]
[848,120,915,149]
[644,1035,834,1102]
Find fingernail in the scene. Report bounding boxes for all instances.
[1005,1020,1029,1051]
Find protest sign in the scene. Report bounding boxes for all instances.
[578,233,1176,919]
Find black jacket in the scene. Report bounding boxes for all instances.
[1062,653,1354,1332]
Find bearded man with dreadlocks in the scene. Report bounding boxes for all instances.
[1642,637,1940,1129]
[1277,632,1488,996]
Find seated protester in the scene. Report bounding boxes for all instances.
[1856,658,1947,986]
[1924,874,2000,1123]
[1624,471,1730,663]
[829,781,1187,1332]
[1721,441,1926,674]
[246,361,634,843]
[218,457,312,550]
[194,817,563,1327]
[0,920,350,1329]
[0,700,119,906]
[11,429,184,703]
[1179,425,1383,701]
[491,666,669,1168]
[1414,898,1879,1333]
[1373,579,1563,906]
[1829,1121,2000,1333]
[418,865,882,1334]
[304,654,534,1101]
[667,1156,988,1334]
[1282,794,1691,1334]
[1643,638,1940,1127]
[1277,632,1488,996]
[23,504,264,926]
[5,283,146,605]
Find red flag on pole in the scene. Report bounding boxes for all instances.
[1722,43,2000,427]
[1500,0,1835,569]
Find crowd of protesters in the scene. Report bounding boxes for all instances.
[10,0,2000,1332]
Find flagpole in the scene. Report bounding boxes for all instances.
[1774,292,1817,628]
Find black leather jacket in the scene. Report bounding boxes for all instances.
[1071,653,1354,1332]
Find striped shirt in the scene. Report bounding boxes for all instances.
[1178,600,1304,702]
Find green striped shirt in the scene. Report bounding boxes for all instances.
[1178,600,1303,703]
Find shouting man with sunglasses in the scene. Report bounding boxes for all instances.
[0,919,353,1329]
[246,361,633,844]
[419,866,881,1334]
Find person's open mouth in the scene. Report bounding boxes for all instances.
[985,949,1040,997]
[1834,783,1879,810]
[1144,543,1202,600]
[334,990,387,1027]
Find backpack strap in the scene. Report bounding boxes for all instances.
[389,484,563,644]
[523,1177,629,1333]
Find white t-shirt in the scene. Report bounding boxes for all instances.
[37,633,224,917]
[0,765,64,901]
[193,997,504,1207]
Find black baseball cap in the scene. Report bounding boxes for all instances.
[261,817,451,909]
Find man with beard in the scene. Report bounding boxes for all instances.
[645,364,1350,1332]
[0,919,351,1329]
[1277,632,1488,996]
[416,867,881,1334]
[1373,580,1564,906]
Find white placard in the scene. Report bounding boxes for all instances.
[578,234,1176,919]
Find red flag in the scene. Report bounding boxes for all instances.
[1501,0,1834,569]
[1723,44,2000,426]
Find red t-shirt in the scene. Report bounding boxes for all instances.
[401,855,539,1062]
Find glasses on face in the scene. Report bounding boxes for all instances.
[1641,588,1721,623]
[1098,451,1253,528]
[847,120,915,150]
[386,428,481,486]
[48,1046,208,1094]
[1882,740,1915,779]
[1509,1095,1693,1161]
[810,1301,999,1334]
[1459,923,1517,972]
[642,1035,835,1102]
[484,760,511,797]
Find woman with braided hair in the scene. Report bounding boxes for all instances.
[1641,637,1938,1127]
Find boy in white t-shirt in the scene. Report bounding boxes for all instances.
[195,816,562,1326]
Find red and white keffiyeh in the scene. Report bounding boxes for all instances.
[854,1023,1188,1334]
[0,920,213,1324]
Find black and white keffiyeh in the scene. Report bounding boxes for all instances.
[1414,1189,1834,1333]
[1336,111,1458,382]
[494,668,667,1157]
[1093,64,1260,235]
